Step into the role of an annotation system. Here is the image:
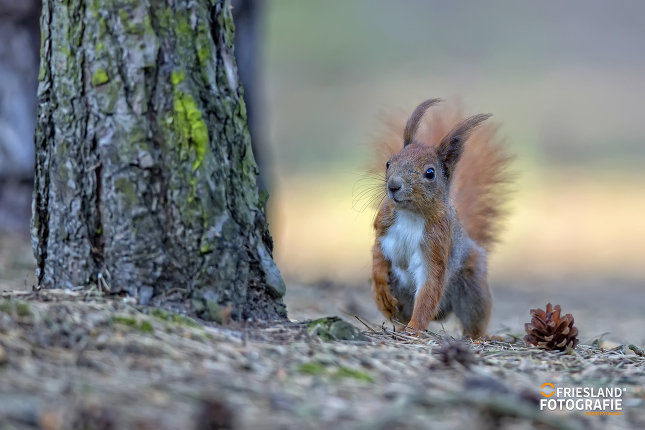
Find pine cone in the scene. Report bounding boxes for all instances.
[524,303,579,351]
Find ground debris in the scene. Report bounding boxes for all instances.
[0,291,643,429]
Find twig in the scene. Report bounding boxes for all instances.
[354,315,377,333]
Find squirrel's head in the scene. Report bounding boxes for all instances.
[385,98,491,213]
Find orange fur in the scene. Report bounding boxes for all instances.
[369,100,511,337]
[372,201,397,318]
[370,104,512,251]
[407,219,452,331]
[372,242,397,320]
[451,122,513,251]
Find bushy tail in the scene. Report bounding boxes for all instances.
[450,113,513,251]
[372,103,513,251]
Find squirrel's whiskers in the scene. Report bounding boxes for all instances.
[352,172,386,214]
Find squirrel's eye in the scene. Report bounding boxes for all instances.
[386,160,391,170]
[425,167,435,180]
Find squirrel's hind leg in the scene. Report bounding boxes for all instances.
[372,242,398,320]
[450,249,492,338]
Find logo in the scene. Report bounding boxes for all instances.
[541,383,555,397]
[539,383,625,416]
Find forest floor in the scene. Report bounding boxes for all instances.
[1,232,645,429]
[0,290,643,429]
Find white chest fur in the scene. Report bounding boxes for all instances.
[379,210,427,296]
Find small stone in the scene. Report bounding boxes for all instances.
[432,339,477,368]
[307,317,368,342]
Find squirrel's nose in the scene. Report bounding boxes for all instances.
[388,177,402,193]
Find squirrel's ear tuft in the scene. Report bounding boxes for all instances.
[438,113,492,179]
[403,98,442,146]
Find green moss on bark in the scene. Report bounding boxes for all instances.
[91,69,109,86]
[171,70,208,170]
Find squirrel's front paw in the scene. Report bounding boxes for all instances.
[403,326,423,337]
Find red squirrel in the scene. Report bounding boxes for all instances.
[371,98,511,338]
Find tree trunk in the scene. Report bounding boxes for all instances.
[32,0,286,321]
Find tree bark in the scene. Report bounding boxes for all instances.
[32,0,286,321]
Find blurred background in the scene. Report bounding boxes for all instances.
[1,0,643,344]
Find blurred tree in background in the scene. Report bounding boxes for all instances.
[32,0,285,320]
[0,0,40,231]
[232,0,271,194]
